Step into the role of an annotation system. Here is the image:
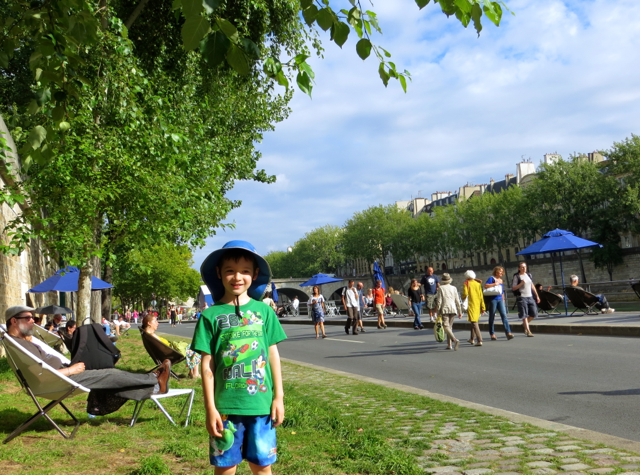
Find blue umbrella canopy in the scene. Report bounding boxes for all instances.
[373,261,386,290]
[271,282,279,303]
[299,273,342,287]
[28,266,114,293]
[517,229,602,255]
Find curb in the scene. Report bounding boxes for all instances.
[278,317,640,337]
[281,357,640,454]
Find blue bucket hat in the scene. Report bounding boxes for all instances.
[200,240,271,301]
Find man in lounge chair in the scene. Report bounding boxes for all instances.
[4,306,171,397]
[570,275,614,313]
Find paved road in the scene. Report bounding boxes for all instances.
[158,321,640,443]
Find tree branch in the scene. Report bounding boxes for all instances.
[125,0,152,30]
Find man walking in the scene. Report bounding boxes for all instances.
[355,282,366,333]
[342,280,360,335]
[421,267,440,322]
[512,262,540,337]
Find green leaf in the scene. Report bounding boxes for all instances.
[416,0,430,9]
[331,22,349,47]
[294,54,310,65]
[275,70,289,88]
[263,56,282,78]
[316,8,334,31]
[58,121,70,132]
[27,100,39,115]
[399,74,407,93]
[483,1,502,26]
[302,5,318,26]
[296,71,312,97]
[182,0,203,17]
[34,88,51,106]
[201,31,231,66]
[217,18,239,42]
[29,51,42,69]
[226,44,250,75]
[28,125,47,149]
[240,38,261,60]
[356,38,371,60]
[172,0,182,9]
[378,63,389,87]
[203,0,220,14]
[380,47,391,58]
[298,61,315,80]
[300,0,314,8]
[182,16,211,51]
[471,2,483,35]
[52,105,65,122]
[0,51,8,68]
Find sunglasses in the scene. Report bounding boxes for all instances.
[14,315,34,320]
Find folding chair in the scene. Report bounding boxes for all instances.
[390,294,410,316]
[140,329,185,380]
[1,334,90,444]
[631,282,640,300]
[129,388,195,428]
[33,324,64,348]
[325,301,341,317]
[537,289,564,316]
[564,287,600,316]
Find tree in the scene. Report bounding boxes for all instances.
[112,244,201,310]
[342,205,413,282]
[289,225,344,276]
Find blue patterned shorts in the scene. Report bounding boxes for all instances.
[209,415,277,467]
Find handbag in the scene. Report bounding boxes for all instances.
[483,285,502,297]
[433,316,445,342]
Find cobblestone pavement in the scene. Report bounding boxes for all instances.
[283,361,640,474]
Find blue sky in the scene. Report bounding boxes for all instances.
[192,0,640,269]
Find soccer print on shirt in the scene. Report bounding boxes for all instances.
[217,310,268,395]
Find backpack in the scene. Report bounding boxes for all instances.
[512,272,533,298]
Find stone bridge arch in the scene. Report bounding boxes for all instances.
[271,278,349,303]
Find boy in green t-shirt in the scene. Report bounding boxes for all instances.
[192,240,287,475]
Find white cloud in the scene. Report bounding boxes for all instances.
[193,0,640,269]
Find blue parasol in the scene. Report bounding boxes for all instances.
[373,261,386,290]
[299,273,342,287]
[517,229,601,315]
[28,266,114,293]
[271,282,279,303]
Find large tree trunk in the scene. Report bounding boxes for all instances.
[91,255,102,322]
[102,261,113,320]
[77,263,93,324]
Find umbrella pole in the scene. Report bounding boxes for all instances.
[560,254,568,316]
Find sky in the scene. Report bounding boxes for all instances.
[192,0,640,270]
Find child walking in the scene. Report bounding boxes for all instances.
[192,240,287,475]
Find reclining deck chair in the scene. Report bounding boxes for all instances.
[564,287,600,316]
[537,289,564,316]
[390,294,410,316]
[140,329,184,380]
[1,333,90,444]
[129,388,195,428]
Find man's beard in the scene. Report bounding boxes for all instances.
[18,322,34,337]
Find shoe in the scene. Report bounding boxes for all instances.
[467,339,475,344]
[507,333,514,340]
[345,328,350,335]
[414,326,419,330]
[475,342,483,347]
[377,325,382,329]
[490,335,497,341]
[454,340,459,351]
[419,325,424,329]
[383,324,388,329]
[155,359,171,394]
[446,346,452,350]
[607,308,615,314]
[322,334,327,338]
[527,331,534,337]
[360,328,366,333]
[315,335,319,339]
[430,317,436,323]
[353,332,359,335]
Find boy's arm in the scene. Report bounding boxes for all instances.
[201,353,223,437]
[268,344,285,427]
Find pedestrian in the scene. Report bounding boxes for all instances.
[170,305,177,327]
[132,309,139,325]
[192,240,287,474]
[484,266,514,341]
[462,270,485,346]
[355,282,366,333]
[291,296,299,316]
[511,262,539,337]
[262,292,277,312]
[309,285,327,339]
[436,273,462,350]
[407,278,425,330]
[372,279,387,329]
[421,267,440,322]
[342,280,360,335]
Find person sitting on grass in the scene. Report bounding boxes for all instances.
[192,240,287,475]
[4,306,171,399]
[141,314,201,379]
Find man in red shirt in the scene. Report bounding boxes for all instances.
[372,280,387,329]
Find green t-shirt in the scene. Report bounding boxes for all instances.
[191,299,287,416]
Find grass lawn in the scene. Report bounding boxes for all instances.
[1,334,637,474]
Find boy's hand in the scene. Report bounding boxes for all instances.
[206,409,224,437]
[271,396,285,427]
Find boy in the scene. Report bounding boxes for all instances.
[192,240,287,475]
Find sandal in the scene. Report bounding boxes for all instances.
[490,335,497,341]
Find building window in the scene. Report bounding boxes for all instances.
[490,258,496,265]
[506,249,511,262]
